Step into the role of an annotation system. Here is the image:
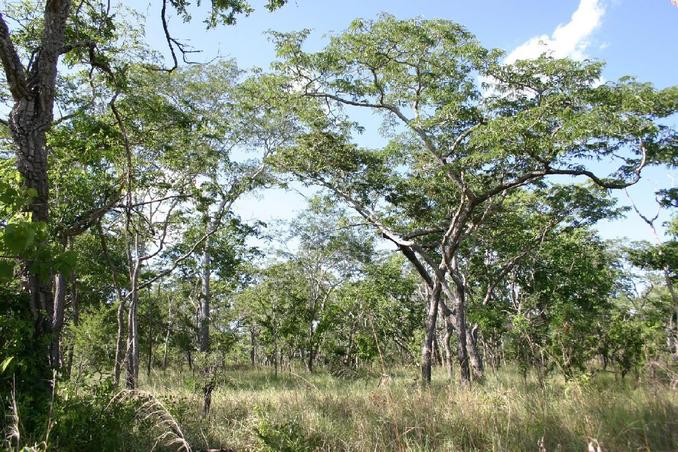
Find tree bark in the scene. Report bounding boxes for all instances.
[449,279,471,385]
[467,323,484,381]
[439,304,455,381]
[421,282,441,384]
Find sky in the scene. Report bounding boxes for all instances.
[130,0,677,243]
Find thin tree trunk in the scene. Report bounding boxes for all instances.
[65,272,79,378]
[307,347,315,373]
[114,300,127,385]
[49,271,67,367]
[125,292,139,388]
[97,221,128,386]
[250,326,256,366]
[439,305,455,381]
[146,287,155,377]
[186,349,193,371]
[125,251,141,389]
[163,296,173,369]
[198,226,211,353]
[665,271,678,360]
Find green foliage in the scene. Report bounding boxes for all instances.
[50,377,138,451]
[254,410,321,452]
[169,0,287,27]
[66,306,118,374]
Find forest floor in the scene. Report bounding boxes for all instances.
[140,366,678,451]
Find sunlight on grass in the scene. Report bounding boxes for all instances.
[140,366,678,451]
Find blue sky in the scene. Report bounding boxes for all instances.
[131,0,677,243]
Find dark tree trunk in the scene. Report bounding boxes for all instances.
[249,326,256,366]
[433,331,442,366]
[307,347,316,373]
[186,349,193,371]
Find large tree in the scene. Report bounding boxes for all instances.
[271,15,677,384]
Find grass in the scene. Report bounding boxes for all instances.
[139,366,678,451]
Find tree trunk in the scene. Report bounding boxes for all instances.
[307,346,316,373]
[198,228,211,353]
[163,296,173,369]
[65,272,79,378]
[433,331,442,367]
[125,294,139,389]
[146,289,154,377]
[250,326,256,366]
[113,299,127,385]
[186,349,193,371]
[125,256,141,389]
[467,323,484,381]
[421,282,441,384]
[1,0,72,378]
[49,271,67,367]
[439,305,455,381]
[664,270,678,360]
[449,279,471,385]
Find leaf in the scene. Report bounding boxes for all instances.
[0,258,14,282]
[54,250,78,275]
[0,356,13,374]
[3,222,36,254]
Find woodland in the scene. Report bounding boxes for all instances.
[0,0,677,451]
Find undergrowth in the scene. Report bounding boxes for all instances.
[139,366,677,451]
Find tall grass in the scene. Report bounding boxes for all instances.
[140,366,678,451]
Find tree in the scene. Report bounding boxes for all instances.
[0,0,288,393]
[626,215,678,358]
[271,15,677,384]
[284,197,375,371]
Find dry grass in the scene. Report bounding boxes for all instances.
[140,366,678,451]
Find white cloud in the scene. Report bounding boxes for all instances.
[505,0,605,63]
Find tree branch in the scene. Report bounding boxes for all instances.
[0,13,28,100]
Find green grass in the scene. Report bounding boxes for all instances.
[140,366,678,451]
